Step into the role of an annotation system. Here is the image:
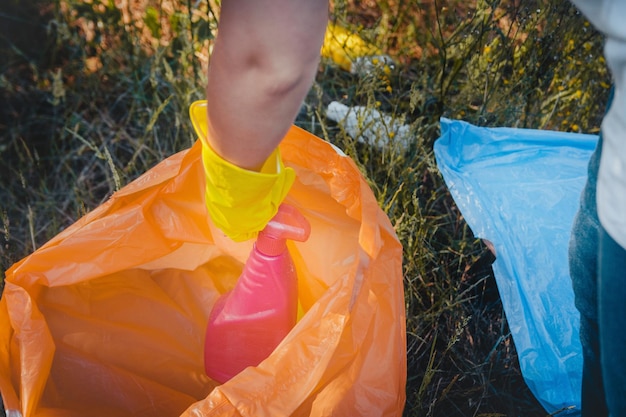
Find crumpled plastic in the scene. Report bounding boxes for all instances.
[434,118,598,416]
[325,101,411,150]
[321,22,394,75]
[0,125,406,417]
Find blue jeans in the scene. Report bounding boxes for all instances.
[569,89,626,417]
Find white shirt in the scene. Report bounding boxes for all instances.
[571,0,626,250]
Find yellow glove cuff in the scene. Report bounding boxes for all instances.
[189,101,296,242]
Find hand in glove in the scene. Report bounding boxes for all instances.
[189,100,296,242]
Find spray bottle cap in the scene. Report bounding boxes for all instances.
[257,204,311,256]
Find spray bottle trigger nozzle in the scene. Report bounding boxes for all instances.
[257,204,311,256]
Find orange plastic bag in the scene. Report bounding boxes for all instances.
[0,125,406,417]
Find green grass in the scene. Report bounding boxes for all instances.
[0,0,610,415]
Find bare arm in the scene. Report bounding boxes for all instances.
[206,0,329,171]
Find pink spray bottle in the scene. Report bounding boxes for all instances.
[204,204,311,383]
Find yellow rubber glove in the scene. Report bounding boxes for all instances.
[189,100,296,242]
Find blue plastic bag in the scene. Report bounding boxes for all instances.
[434,118,599,415]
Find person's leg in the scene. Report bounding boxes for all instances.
[569,87,614,416]
[569,134,608,417]
[598,226,626,417]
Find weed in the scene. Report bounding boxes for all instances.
[0,0,609,415]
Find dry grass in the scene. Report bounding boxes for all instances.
[0,0,609,415]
